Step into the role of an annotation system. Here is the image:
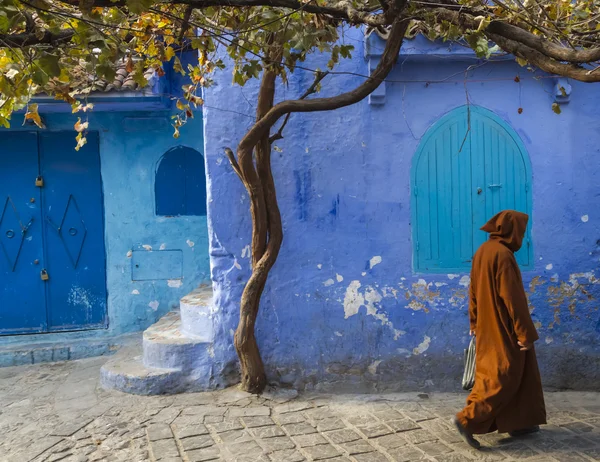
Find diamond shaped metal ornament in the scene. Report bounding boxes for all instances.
[0,197,26,272]
[58,195,87,268]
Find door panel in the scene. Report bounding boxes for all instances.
[472,111,531,266]
[0,132,46,334]
[39,132,107,331]
[414,111,473,271]
[412,106,533,272]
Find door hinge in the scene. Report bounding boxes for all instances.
[414,187,418,196]
[35,176,44,187]
[416,241,420,251]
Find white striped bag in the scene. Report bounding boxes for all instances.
[462,336,476,391]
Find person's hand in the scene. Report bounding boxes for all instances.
[469,330,475,337]
[518,341,533,351]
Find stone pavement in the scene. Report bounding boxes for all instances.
[1,357,599,462]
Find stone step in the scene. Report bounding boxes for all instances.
[180,284,214,339]
[100,343,185,395]
[142,311,212,371]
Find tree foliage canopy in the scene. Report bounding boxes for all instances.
[2,0,600,131]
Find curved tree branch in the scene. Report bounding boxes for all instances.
[431,8,600,65]
[56,0,388,26]
[488,32,600,82]
[238,16,408,155]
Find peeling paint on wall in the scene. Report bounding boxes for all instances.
[343,280,405,339]
[413,336,431,355]
[369,256,382,269]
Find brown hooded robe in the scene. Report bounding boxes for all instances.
[457,210,546,435]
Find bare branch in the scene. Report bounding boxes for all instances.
[225,147,243,179]
[269,70,329,143]
[0,30,74,47]
[57,0,388,26]
[239,16,408,155]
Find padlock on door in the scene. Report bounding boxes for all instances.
[40,269,49,281]
[35,176,44,187]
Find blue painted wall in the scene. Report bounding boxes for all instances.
[0,51,210,349]
[204,30,600,391]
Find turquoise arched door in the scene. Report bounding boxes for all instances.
[411,106,533,273]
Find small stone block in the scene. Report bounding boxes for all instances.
[174,424,210,439]
[259,436,297,451]
[293,433,327,447]
[276,412,305,425]
[219,429,253,444]
[303,444,341,460]
[241,416,276,428]
[402,429,438,445]
[251,425,286,439]
[317,418,346,432]
[147,423,173,441]
[268,449,305,462]
[210,419,243,433]
[180,435,215,451]
[341,439,375,455]
[227,439,263,456]
[356,423,393,439]
[284,422,317,436]
[326,429,362,444]
[353,452,391,462]
[373,433,408,450]
[387,446,427,462]
[187,447,221,462]
[151,438,180,459]
[387,419,421,433]
[416,441,453,456]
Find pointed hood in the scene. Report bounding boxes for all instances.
[481,210,529,252]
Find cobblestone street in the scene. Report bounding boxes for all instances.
[1,357,599,462]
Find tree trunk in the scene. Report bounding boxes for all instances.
[229,17,408,394]
[234,63,281,393]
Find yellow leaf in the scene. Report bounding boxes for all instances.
[199,52,206,66]
[24,104,45,129]
[516,57,528,67]
[165,46,175,61]
[75,132,87,151]
[172,126,180,139]
[176,99,187,111]
[74,117,89,133]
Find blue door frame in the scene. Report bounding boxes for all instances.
[411,106,533,273]
[0,131,107,335]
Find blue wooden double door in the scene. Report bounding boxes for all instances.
[0,131,107,335]
[412,106,533,273]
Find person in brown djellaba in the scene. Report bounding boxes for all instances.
[452,210,546,449]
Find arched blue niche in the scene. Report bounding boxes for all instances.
[155,146,207,217]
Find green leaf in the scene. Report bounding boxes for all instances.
[125,0,153,14]
[96,62,116,82]
[38,53,61,78]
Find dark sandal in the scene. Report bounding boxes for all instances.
[452,417,481,450]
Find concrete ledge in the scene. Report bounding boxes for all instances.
[0,335,131,368]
